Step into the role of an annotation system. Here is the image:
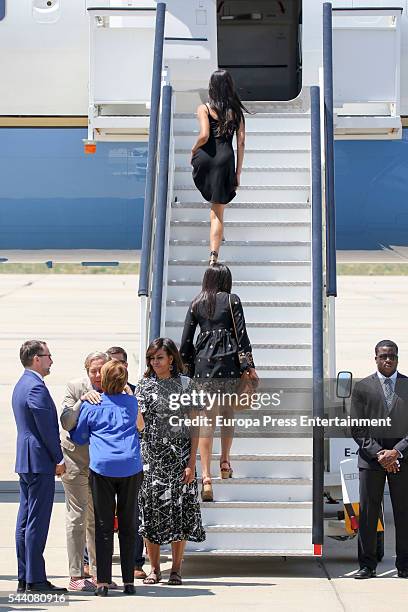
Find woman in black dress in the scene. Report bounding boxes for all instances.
[191,69,247,265]
[136,338,205,586]
[180,264,258,501]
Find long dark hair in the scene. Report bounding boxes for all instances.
[208,69,248,138]
[144,337,185,378]
[191,264,232,319]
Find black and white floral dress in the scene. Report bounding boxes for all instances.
[136,375,206,545]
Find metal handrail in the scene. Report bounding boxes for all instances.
[323,2,337,298]
[138,2,166,298]
[311,85,324,548]
[149,85,173,341]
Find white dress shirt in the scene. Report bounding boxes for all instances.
[376,370,402,459]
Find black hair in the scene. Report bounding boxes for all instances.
[208,69,248,138]
[106,346,127,361]
[191,264,233,319]
[20,340,47,367]
[375,340,398,355]
[144,337,185,378]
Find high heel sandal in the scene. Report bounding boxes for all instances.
[220,461,233,479]
[209,251,218,266]
[201,477,214,502]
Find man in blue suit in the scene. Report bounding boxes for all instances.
[12,340,67,593]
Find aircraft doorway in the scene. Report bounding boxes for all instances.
[217,0,302,101]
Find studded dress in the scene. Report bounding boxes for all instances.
[135,375,206,545]
[180,292,255,379]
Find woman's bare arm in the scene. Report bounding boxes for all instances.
[235,118,245,186]
[190,104,210,161]
[136,410,145,432]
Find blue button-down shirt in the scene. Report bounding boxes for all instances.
[70,393,142,477]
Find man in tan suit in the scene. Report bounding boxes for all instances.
[60,351,109,591]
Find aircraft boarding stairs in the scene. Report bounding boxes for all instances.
[162,95,315,556]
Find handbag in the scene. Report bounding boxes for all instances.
[228,294,258,409]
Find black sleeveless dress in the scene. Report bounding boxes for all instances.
[191,105,237,205]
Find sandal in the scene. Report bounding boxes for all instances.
[220,461,233,479]
[143,569,162,585]
[168,571,182,586]
[201,477,214,502]
[209,251,218,266]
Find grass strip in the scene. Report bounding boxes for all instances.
[0,263,139,274]
[338,263,408,276]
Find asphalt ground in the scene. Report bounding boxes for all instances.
[0,274,407,611]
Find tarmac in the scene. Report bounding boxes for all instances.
[0,273,407,611]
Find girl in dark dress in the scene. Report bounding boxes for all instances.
[180,265,258,501]
[191,69,247,265]
[136,338,205,586]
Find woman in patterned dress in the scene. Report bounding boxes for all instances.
[136,338,205,586]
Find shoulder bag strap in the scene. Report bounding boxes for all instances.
[228,294,239,345]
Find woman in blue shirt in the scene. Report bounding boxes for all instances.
[70,360,143,597]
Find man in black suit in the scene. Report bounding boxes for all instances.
[351,340,408,579]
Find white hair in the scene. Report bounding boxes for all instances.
[84,351,109,371]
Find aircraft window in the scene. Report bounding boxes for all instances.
[0,1,5,21]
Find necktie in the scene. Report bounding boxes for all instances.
[383,378,394,411]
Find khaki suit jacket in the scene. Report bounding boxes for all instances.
[60,377,93,480]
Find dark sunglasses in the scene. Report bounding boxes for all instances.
[377,353,398,361]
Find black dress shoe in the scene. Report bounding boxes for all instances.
[26,581,67,593]
[17,580,26,593]
[398,569,408,578]
[354,567,376,579]
[123,584,136,595]
[94,586,108,597]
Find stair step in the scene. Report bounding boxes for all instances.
[203,454,313,462]
[199,506,313,528]
[176,166,309,173]
[205,525,311,533]
[171,201,311,222]
[174,112,310,119]
[168,280,311,286]
[256,365,312,371]
[175,130,310,136]
[175,148,310,167]
[181,549,316,556]
[200,501,312,507]
[167,300,310,307]
[167,262,311,282]
[197,455,312,479]
[168,259,310,265]
[172,201,310,209]
[176,171,310,188]
[170,223,310,241]
[169,244,311,262]
[169,240,309,246]
[174,187,309,204]
[174,186,309,204]
[167,320,311,326]
[183,529,312,551]
[171,221,309,227]
[199,476,312,485]
[176,185,309,191]
[175,131,310,149]
[212,438,312,454]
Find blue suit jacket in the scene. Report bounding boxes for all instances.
[12,370,63,474]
